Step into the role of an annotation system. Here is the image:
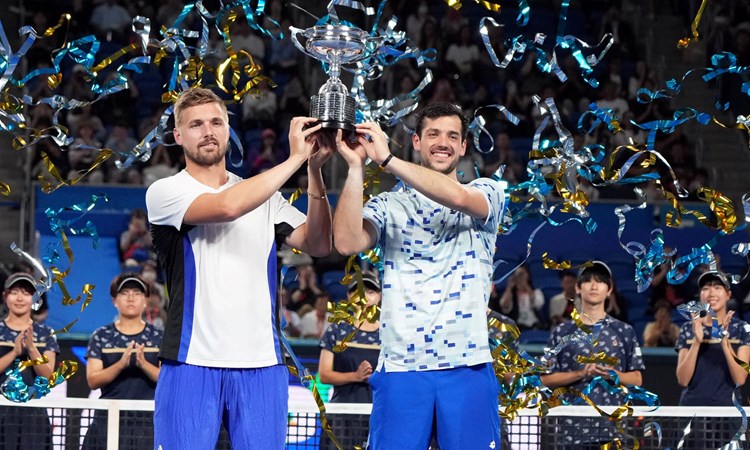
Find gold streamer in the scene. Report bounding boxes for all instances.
[541,252,572,270]
[677,0,710,48]
[576,352,619,366]
[285,365,345,450]
[287,188,302,204]
[39,149,113,193]
[663,187,739,234]
[48,230,96,310]
[0,181,10,196]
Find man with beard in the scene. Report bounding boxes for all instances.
[332,102,507,449]
[145,87,333,449]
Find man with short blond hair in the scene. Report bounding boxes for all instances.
[147,86,334,449]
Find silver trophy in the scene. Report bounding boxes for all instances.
[291,24,379,132]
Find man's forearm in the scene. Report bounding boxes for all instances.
[333,167,367,255]
[303,167,332,255]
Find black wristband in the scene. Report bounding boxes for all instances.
[380,154,394,168]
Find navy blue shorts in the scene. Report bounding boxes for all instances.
[154,361,288,450]
[368,363,501,450]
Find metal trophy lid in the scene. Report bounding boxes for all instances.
[302,25,371,64]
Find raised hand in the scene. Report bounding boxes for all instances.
[135,343,148,368]
[721,310,735,344]
[353,122,391,165]
[288,117,323,161]
[308,129,336,171]
[12,330,25,358]
[120,340,136,369]
[691,314,704,345]
[335,129,367,168]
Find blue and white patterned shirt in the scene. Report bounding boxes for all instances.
[363,178,506,372]
[547,316,645,404]
[546,315,645,445]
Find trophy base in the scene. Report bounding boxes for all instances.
[318,120,356,133]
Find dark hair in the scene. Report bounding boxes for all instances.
[110,272,150,297]
[130,208,147,220]
[577,265,612,289]
[559,269,576,279]
[414,102,469,140]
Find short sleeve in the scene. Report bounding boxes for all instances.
[675,322,691,352]
[272,191,306,230]
[624,327,645,371]
[737,320,750,346]
[467,178,507,229]
[39,325,60,354]
[146,173,205,229]
[320,324,337,351]
[362,194,388,243]
[546,323,564,372]
[86,328,104,360]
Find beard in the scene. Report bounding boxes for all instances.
[184,141,227,167]
[421,155,460,175]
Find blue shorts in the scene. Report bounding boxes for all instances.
[368,363,501,450]
[153,362,288,450]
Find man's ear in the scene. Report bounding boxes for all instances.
[173,128,182,146]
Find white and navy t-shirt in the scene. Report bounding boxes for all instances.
[363,178,506,372]
[146,170,305,368]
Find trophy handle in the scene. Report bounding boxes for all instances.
[289,26,315,59]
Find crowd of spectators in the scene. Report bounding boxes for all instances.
[14,0,750,345]
[17,0,728,198]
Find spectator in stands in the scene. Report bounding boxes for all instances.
[595,80,629,119]
[83,273,162,449]
[278,68,309,123]
[268,18,300,75]
[650,255,691,310]
[627,59,656,101]
[600,3,637,55]
[643,300,679,347]
[548,270,577,327]
[318,272,381,449]
[440,8,468,42]
[119,208,152,266]
[142,145,179,186]
[299,291,332,339]
[418,18,444,71]
[89,0,132,43]
[333,103,505,449]
[445,24,481,76]
[0,273,59,450]
[146,87,333,449]
[482,131,524,181]
[242,80,277,130]
[284,252,319,313]
[405,1,431,41]
[674,270,750,448]
[541,261,644,448]
[499,264,546,330]
[68,119,104,182]
[231,23,266,62]
[251,128,285,175]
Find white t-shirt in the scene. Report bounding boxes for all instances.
[146,170,305,368]
[363,178,506,372]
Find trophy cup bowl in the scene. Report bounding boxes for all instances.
[291,24,377,132]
